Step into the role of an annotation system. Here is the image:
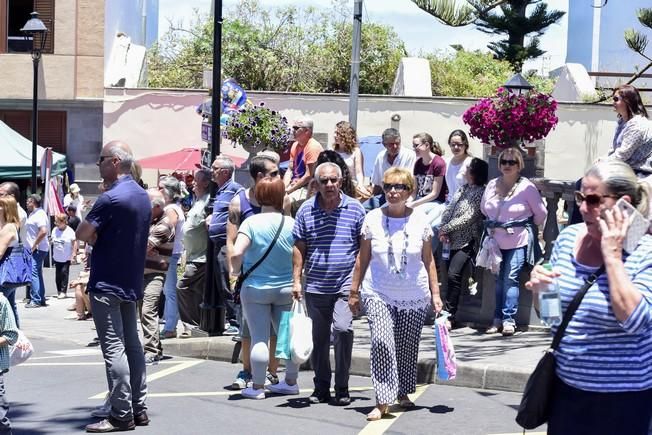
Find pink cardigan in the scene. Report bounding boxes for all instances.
[480,177,547,250]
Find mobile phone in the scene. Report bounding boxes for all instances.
[615,198,650,253]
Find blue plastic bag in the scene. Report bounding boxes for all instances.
[275,309,293,360]
[434,312,457,381]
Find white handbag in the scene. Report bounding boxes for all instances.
[289,300,313,364]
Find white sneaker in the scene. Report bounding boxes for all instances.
[241,386,265,400]
[266,381,299,395]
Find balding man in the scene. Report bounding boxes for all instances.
[77,141,151,432]
[283,117,324,214]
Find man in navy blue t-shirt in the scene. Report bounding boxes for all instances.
[77,141,151,433]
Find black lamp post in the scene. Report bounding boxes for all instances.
[199,0,225,335]
[504,72,533,95]
[21,12,48,193]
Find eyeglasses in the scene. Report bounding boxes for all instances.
[612,96,620,102]
[292,126,303,131]
[574,191,619,207]
[382,183,409,192]
[96,155,112,166]
[449,142,465,148]
[500,159,519,166]
[412,142,423,149]
[318,177,340,185]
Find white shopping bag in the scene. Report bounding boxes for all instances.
[10,330,33,366]
[289,300,313,364]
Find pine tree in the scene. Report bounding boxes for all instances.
[411,0,565,72]
[624,7,652,84]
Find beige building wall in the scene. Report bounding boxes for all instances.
[0,0,104,100]
[104,88,620,181]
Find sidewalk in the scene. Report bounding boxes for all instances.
[20,265,549,393]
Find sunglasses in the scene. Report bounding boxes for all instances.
[574,191,619,207]
[500,159,519,166]
[382,183,409,192]
[612,96,620,102]
[292,126,303,131]
[318,177,340,185]
[96,155,112,166]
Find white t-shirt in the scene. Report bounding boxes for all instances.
[63,194,85,219]
[165,203,186,255]
[360,208,433,310]
[371,147,417,187]
[25,208,50,252]
[337,148,365,185]
[51,226,76,263]
[445,156,472,203]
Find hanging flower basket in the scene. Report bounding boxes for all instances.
[462,87,559,150]
[224,102,291,154]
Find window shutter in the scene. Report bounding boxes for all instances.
[0,111,32,140]
[0,1,7,54]
[38,111,67,154]
[34,0,54,54]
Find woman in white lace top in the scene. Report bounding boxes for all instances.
[349,167,443,422]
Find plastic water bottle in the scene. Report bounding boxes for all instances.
[539,263,562,326]
[442,242,451,261]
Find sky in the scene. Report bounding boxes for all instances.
[158,0,569,74]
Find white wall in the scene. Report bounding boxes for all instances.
[104,88,622,180]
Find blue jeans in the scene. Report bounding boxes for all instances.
[29,250,47,305]
[163,254,180,333]
[0,288,18,328]
[494,246,526,325]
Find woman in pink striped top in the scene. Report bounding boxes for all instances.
[480,147,546,336]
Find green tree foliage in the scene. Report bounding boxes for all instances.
[624,7,652,85]
[427,49,553,97]
[412,0,565,72]
[147,0,406,94]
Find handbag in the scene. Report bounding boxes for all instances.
[275,309,293,360]
[434,311,457,381]
[0,229,32,289]
[289,299,313,364]
[9,329,34,366]
[233,214,285,293]
[515,265,604,430]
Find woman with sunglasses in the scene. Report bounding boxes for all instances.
[445,130,473,203]
[408,133,447,226]
[480,147,546,336]
[349,168,443,421]
[526,160,652,435]
[438,158,489,329]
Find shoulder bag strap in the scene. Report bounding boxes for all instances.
[550,265,605,350]
[240,214,285,282]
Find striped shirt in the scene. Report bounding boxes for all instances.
[293,193,365,294]
[208,179,244,244]
[551,224,652,392]
[0,295,19,372]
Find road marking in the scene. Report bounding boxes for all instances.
[139,386,375,399]
[357,384,429,435]
[89,360,204,399]
[44,349,103,356]
[22,361,182,367]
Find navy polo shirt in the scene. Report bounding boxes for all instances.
[208,179,243,245]
[86,175,151,301]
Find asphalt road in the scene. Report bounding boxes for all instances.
[5,337,543,435]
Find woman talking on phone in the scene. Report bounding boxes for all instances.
[526,160,652,435]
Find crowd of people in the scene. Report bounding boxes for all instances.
[0,84,648,434]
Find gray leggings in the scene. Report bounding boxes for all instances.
[240,285,298,386]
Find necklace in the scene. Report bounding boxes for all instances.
[383,211,409,277]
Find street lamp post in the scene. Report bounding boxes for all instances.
[21,12,48,193]
[199,0,225,335]
[504,72,533,95]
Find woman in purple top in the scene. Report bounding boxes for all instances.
[408,133,447,226]
[480,147,546,336]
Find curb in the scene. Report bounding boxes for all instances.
[163,337,530,393]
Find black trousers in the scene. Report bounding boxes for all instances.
[54,260,70,295]
[444,244,474,322]
[548,376,652,435]
[213,243,237,326]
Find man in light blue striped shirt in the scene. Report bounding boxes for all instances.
[292,162,365,406]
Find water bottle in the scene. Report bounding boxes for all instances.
[442,242,451,261]
[538,263,562,326]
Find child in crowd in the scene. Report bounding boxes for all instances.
[51,213,77,299]
[0,294,19,433]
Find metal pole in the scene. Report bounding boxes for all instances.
[348,0,362,129]
[199,0,224,335]
[31,52,40,193]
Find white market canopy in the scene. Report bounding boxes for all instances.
[0,120,67,179]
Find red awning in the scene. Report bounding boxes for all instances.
[137,148,246,171]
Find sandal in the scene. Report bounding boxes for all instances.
[366,405,389,421]
[398,396,415,408]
